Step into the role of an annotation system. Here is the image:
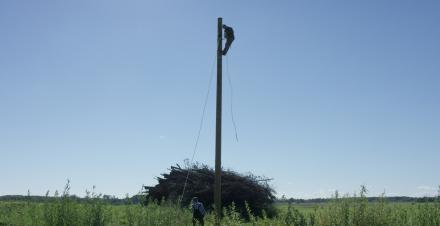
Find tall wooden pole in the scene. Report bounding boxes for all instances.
[214,17,223,226]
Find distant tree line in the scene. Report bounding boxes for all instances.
[2,192,437,205]
[2,192,438,206]
[0,194,143,205]
[276,196,439,204]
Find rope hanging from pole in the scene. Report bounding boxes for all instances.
[179,55,216,205]
[226,55,239,142]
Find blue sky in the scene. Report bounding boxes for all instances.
[1,0,439,198]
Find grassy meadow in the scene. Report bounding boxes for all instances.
[1,185,439,225]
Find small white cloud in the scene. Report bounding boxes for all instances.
[417,185,436,191]
[415,185,437,197]
[159,136,166,139]
[313,189,336,198]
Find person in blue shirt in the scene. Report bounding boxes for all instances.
[192,197,206,226]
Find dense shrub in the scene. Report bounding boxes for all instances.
[144,163,277,218]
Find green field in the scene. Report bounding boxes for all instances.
[1,195,440,225]
[277,201,425,214]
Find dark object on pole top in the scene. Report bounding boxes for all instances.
[143,163,277,219]
[222,24,235,55]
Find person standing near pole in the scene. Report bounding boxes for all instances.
[192,197,206,226]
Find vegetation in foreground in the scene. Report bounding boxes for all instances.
[1,183,440,226]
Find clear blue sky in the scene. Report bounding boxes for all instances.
[1,0,439,198]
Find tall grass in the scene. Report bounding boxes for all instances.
[1,184,439,226]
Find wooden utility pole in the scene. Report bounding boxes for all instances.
[214,17,223,226]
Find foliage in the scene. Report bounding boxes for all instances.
[1,185,440,226]
[144,163,277,218]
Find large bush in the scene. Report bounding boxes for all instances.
[143,163,277,218]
